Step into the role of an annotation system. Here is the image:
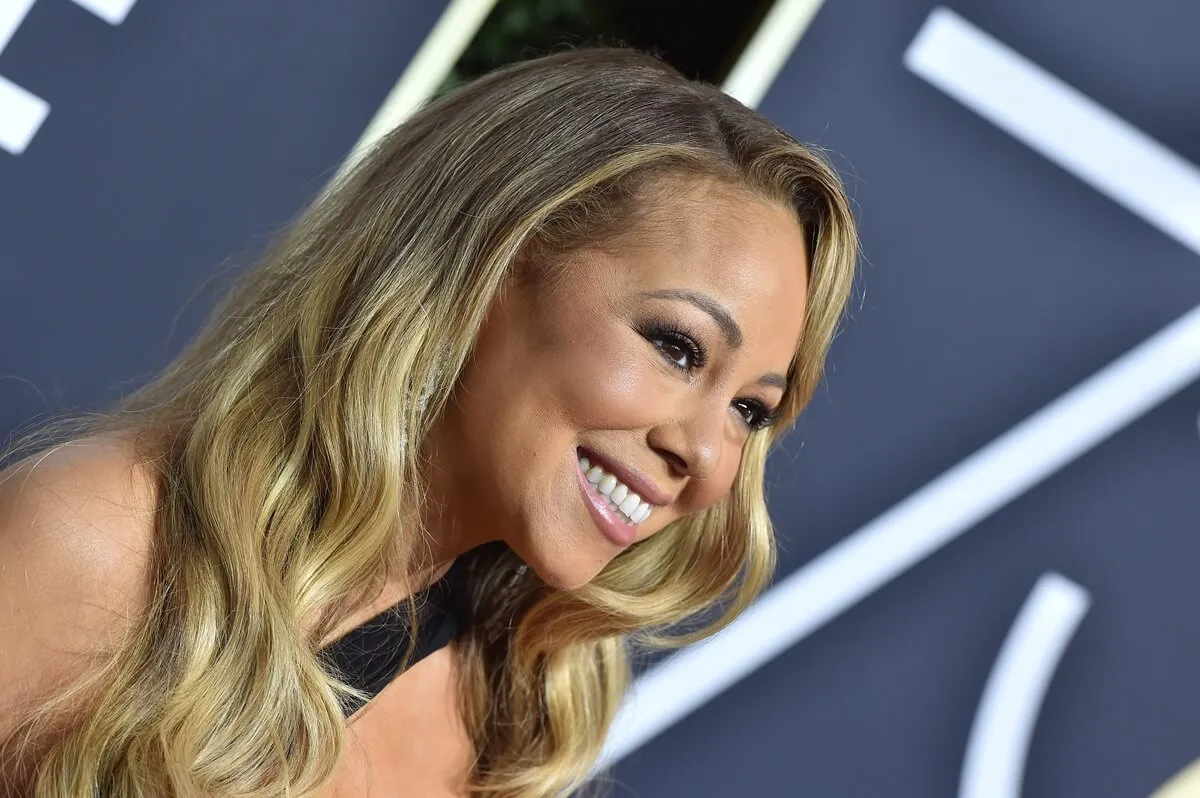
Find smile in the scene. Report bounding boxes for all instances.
[578,454,654,525]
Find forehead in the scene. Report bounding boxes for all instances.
[611,177,811,357]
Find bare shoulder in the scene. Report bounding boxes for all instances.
[0,431,160,736]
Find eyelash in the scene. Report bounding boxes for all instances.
[636,320,781,431]
[734,398,780,431]
[639,321,707,371]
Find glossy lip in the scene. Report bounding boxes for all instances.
[575,459,638,548]
[575,445,672,507]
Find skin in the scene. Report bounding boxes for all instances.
[0,173,812,797]
[320,174,814,795]
[423,175,811,589]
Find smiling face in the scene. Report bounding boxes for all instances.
[426,175,811,589]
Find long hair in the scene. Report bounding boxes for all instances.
[0,48,858,797]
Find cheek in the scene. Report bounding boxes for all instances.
[557,336,671,431]
[454,315,667,503]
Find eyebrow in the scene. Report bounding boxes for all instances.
[638,288,790,392]
[756,372,789,391]
[638,288,743,348]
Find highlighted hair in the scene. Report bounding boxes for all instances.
[1,48,857,797]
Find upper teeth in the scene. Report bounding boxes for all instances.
[579,456,653,525]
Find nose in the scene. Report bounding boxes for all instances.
[646,404,724,482]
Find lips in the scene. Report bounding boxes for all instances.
[572,446,674,549]
[574,445,672,507]
[575,456,639,547]
[579,453,653,524]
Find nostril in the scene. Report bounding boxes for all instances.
[659,449,689,478]
[646,422,707,481]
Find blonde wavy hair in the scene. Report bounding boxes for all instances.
[0,47,857,797]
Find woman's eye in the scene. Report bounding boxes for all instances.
[656,338,691,369]
[649,330,705,372]
[733,399,776,431]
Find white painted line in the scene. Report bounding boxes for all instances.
[0,73,48,155]
[959,573,1090,798]
[594,7,1200,770]
[0,0,36,53]
[1152,758,1200,798]
[339,0,819,177]
[597,304,1200,769]
[338,0,499,176]
[722,0,826,109]
[1,0,135,155]
[67,0,137,25]
[904,6,1200,257]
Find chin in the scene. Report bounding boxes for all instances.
[509,534,613,592]
[535,566,601,592]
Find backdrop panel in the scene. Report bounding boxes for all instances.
[3,2,1198,795]
[611,1,1200,795]
[0,0,446,432]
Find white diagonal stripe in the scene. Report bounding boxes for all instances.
[67,0,136,25]
[904,6,1200,257]
[339,0,499,176]
[0,73,48,155]
[598,304,1200,769]
[596,7,1200,771]
[722,0,826,109]
[0,0,36,53]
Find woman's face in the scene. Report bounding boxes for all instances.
[429,176,810,589]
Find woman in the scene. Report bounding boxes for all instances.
[0,47,857,797]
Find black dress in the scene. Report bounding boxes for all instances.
[316,555,471,718]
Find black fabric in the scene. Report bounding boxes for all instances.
[317,555,471,718]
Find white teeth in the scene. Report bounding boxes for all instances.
[578,454,656,526]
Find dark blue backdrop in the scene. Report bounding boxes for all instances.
[0,0,446,432]
[2,1,1197,796]
[611,1,1200,796]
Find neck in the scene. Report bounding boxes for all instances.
[417,431,497,578]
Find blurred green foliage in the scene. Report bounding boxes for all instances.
[439,0,773,96]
